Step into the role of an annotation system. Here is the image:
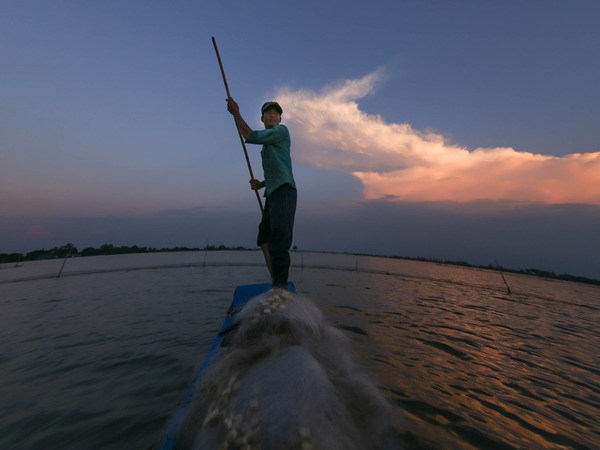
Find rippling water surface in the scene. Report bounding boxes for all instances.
[1,252,598,449]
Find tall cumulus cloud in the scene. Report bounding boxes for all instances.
[276,72,600,204]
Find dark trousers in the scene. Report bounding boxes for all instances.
[257,184,297,287]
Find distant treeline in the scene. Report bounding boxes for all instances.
[2,244,598,286]
[354,253,600,286]
[0,243,254,263]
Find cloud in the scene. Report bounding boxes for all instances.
[25,225,53,238]
[2,203,598,278]
[276,72,600,204]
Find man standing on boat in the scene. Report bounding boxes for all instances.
[226,98,297,290]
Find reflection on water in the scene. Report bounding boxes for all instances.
[321,271,599,450]
[0,252,598,449]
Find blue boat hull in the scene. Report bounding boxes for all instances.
[158,282,295,449]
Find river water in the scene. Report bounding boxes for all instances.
[1,251,598,449]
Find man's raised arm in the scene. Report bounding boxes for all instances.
[226,97,253,139]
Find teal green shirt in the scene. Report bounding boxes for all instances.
[246,124,296,197]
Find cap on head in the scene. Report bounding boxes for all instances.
[261,101,283,115]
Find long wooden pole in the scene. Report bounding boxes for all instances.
[495,260,512,295]
[211,36,273,281]
[211,36,263,213]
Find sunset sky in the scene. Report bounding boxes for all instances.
[1,1,599,278]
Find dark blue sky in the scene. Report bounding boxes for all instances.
[1,1,599,278]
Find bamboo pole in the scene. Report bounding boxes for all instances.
[211,36,273,281]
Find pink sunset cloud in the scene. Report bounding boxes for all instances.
[276,72,600,204]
